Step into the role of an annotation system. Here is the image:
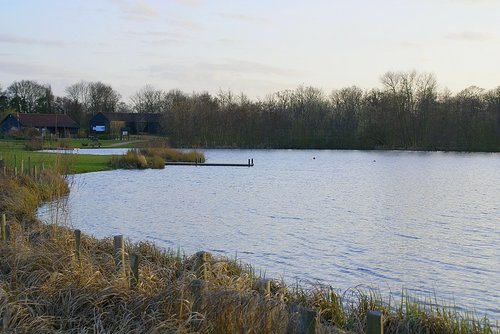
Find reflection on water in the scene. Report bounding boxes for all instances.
[38,149,500,320]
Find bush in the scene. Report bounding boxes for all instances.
[110,150,148,169]
[25,139,44,151]
[148,155,165,169]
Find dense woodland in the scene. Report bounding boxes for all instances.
[1,71,499,151]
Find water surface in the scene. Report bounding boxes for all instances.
[39,149,500,319]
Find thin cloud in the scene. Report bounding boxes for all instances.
[174,0,203,7]
[218,12,268,24]
[446,31,494,41]
[125,30,190,44]
[195,59,300,77]
[217,38,238,45]
[168,16,203,29]
[0,61,76,78]
[0,33,68,47]
[110,0,159,18]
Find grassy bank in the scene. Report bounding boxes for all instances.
[0,169,498,333]
[0,139,116,174]
[0,138,205,173]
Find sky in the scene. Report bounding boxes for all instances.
[1,0,499,101]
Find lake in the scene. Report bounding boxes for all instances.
[38,149,500,320]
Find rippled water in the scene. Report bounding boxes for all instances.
[38,149,500,319]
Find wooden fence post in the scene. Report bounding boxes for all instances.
[129,253,140,288]
[74,229,81,260]
[195,251,212,280]
[5,225,10,241]
[1,214,6,241]
[298,308,316,334]
[190,279,206,330]
[287,304,317,334]
[28,157,31,176]
[367,310,384,334]
[256,278,271,297]
[21,160,24,175]
[113,235,125,273]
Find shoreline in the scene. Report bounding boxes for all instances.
[1,166,498,332]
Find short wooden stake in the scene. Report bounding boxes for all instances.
[298,308,316,334]
[1,214,6,241]
[14,167,17,177]
[21,160,24,174]
[34,165,37,179]
[367,310,384,334]
[287,304,317,334]
[113,235,125,273]
[256,278,271,297]
[28,157,31,176]
[42,161,45,171]
[74,229,81,260]
[190,279,206,330]
[129,253,140,288]
[5,225,11,241]
[195,251,211,280]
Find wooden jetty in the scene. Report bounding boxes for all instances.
[166,158,254,167]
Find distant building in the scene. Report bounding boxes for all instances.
[89,112,162,136]
[0,113,79,137]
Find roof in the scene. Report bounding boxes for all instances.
[99,112,162,123]
[9,113,79,128]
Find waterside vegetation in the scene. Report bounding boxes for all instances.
[0,165,498,333]
[109,139,205,170]
[0,138,206,173]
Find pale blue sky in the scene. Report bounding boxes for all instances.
[1,0,499,100]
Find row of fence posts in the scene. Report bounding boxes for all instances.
[0,156,45,178]
[2,223,384,333]
[108,237,384,333]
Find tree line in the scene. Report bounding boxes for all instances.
[1,71,499,151]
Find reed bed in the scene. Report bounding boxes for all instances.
[110,146,205,170]
[0,171,497,333]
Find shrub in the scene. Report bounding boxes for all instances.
[148,155,165,169]
[25,139,44,151]
[110,150,148,169]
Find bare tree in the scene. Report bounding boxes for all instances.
[65,81,89,106]
[130,85,165,113]
[87,81,121,115]
[7,80,49,113]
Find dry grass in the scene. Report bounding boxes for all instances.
[0,170,497,333]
